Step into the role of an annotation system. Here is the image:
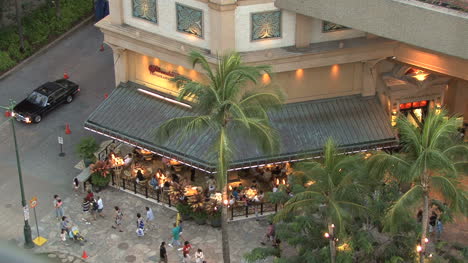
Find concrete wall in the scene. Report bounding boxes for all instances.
[122,0,211,49]
[275,0,468,59]
[445,79,468,116]
[235,2,296,52]
[309,17,365,44]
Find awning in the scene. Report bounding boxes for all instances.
[85,82,397,172]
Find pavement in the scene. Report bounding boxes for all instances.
[33,187,269,263]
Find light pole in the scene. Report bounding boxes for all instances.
[2,100,34,248]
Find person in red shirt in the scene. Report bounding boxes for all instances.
[86,189,94,202]
[182,241,192,263]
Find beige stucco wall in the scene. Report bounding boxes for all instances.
[271,62,363,103]
[309,17,366,44]
[123,0,211,49]
[445,79,468,116]
[235,2,296,52]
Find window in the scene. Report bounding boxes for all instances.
[176,3,203,38]
[133,0,158,24]
[251,10,282,41]
[322,21,349,33]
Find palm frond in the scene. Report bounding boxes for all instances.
[396,115,422,155]
[154,116,214,144]
[243,247,280,263]
[189,51,215,83]
[274,199,318,223]
[430,176,461,210]
[384,185,423,232]
[367,152,411,183]
[232,117,280,155]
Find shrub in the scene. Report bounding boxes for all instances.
[0,52,16,72]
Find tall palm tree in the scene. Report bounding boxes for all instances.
[274,139,366,263]
[155,51,284,263]
[368,110,467,263]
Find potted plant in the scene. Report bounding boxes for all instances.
[191,210,208,225]
[188,192,207,225]
[76,137,99,167]
[89,160,112,192]
[176,203,192,221]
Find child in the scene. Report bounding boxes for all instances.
[60,229,67,241]
[73,177,79,194]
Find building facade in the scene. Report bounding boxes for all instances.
[89,0,468,171]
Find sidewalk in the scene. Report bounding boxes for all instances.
[33,187,269,263]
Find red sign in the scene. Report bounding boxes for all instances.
[30,196,38,208]
[148,65,180,80]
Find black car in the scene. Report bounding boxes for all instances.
[13,79,79,123]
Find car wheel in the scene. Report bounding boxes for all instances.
[34,115,42,123]
[66,95,73,103]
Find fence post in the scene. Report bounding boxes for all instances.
[111,173,115,186]
[168,195,172,207]
[133,181,137,194]
[145,186,148,198]
[156,189,160,203]
[83,180,87,192]
[260,203,264,215]
[245,205,249,218]
[123,178,126,190]
[275,203,278,213]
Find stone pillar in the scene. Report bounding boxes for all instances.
[108,0,124,25]
[295,14,313,48]
[109,44,128,87]
[361,60,378,97]
[208,0,236,55]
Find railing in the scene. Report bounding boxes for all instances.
[109,173,278,220]
[414,0,468,12]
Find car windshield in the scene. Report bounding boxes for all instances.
[26,91,48,107]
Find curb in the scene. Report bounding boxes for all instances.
[0,14,95,81]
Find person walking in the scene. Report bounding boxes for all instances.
[436,218,444,240]
[261,222,276,246]
[85,189,94,202]
[53,195,64,220]
[194,248,205,263]
[73,177,79,195]
[159,242,168,263]
[82,197,91,224]
[60,216,71,235]
[90,199,98,221]
[182,241,192,263]
[168,223,181,247]
[112,206,124,232]
[97,196,104,218]
[136,213,145,237]
[146,207,154,230]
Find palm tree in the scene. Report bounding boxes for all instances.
[155,51,284,263]
[368,110,467,263]
[274,139,367,263]
[14,0,25,52]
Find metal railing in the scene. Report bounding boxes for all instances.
[230,201,278,220]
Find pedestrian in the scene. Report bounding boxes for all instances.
[168,223,181,247]
[136,213,145,237]
[82,198,91,224]
[159,241,168,263]
[182,241,192,263]
[146,207,154,230]
[60,216,71,234]
[60,229,67,242]
[261,222,275,246]
[178,219,184,236]
[53,195,64,220]
[97,196,104,217]
[73,177,79,195]
[112,206,124,232]
[90,199,98,220]
[429,211,437,234]
[195,248,205,263]
[85,189,94,202]
[436,218,444,240]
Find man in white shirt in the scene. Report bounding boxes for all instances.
[97,196,104,218]
[146,207,155,230]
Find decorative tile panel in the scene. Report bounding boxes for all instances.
[176,3,203,38]
[133,0,158,23]
[322,21,349,33]
[251,11,281,41]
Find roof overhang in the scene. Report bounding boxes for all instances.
[84,82,397,173]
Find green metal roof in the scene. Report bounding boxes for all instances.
[84,82,396,172]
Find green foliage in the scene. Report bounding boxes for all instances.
[0,0,92,72]
[91,172,111,187]
[0,51,15,72]
[243,247,280,263]
[175,203,192,216]
[75,137,99,160]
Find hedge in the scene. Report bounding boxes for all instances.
[0,0,93,73]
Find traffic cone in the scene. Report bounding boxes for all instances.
[100,44,104,52]
[104,93,108,99]
[65,123,71,134]
[82,250,88,259]
[63,72,69,79]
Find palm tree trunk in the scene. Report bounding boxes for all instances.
[55,0,61,18]
[329,223,336,263]
[420,193,429,263]
[14,0,24,52]
[221,185,231,263]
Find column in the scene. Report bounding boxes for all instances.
[109,45,128,87]
[208,0,236,55]
[361,60,378,97]
[108,0,124,25]
[295,14,313,48]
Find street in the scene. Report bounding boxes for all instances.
[0,22,114,241]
